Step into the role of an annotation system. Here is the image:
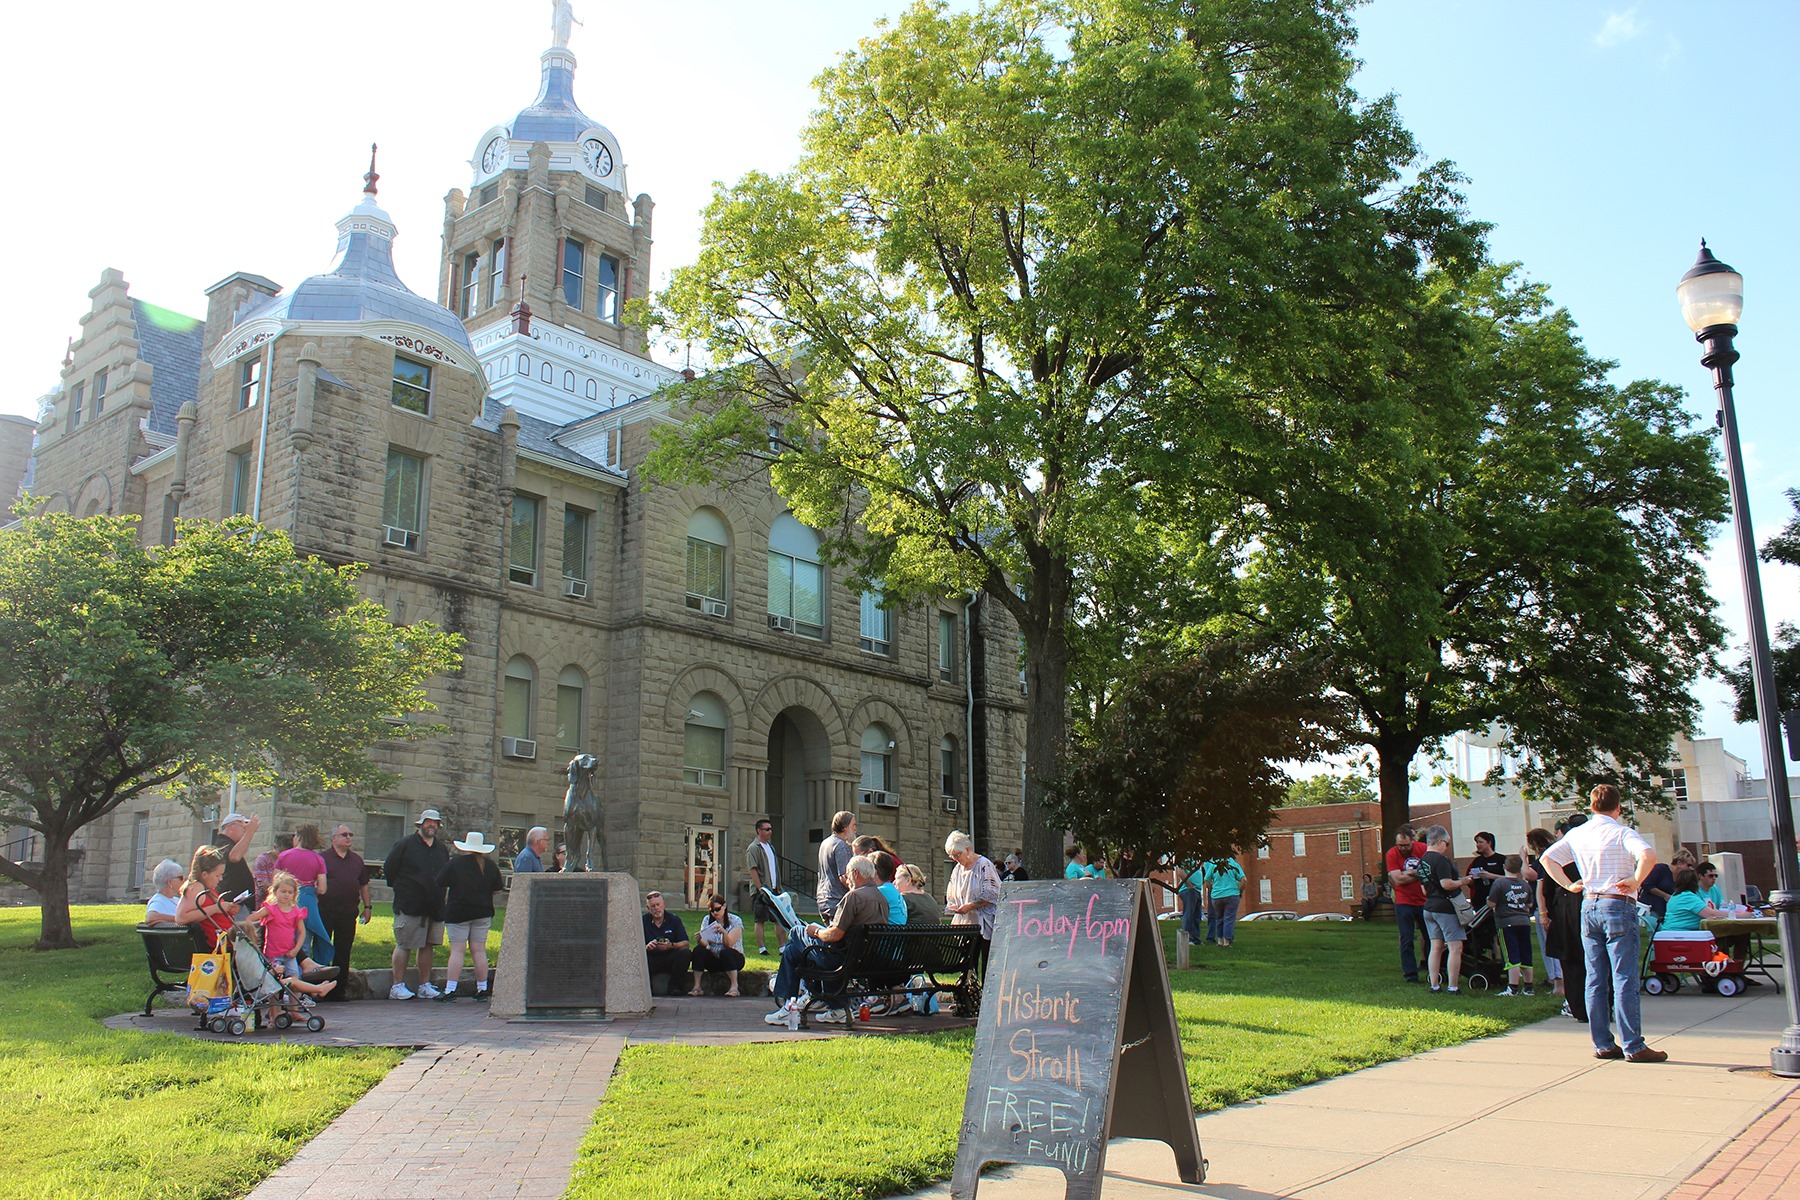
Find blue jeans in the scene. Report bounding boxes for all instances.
[1534,915,1562,982]
[1395,903,1425,981]
[1209,895,1240,943]
[770,925,845,1003]
[1583,898,1645,1054]
[1179,887,1205,943]
[297,885,333,966]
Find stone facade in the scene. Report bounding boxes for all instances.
[21,34,1025,910]
[0,413,35,509]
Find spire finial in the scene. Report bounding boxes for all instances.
[364,143,380,197]
[63,336,73,370]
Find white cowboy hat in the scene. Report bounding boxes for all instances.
[453,831,497,854]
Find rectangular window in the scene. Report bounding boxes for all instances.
[562,507,592,583]
[1337,829,1351,855]
[596,254,620,321]
[938,612,957,680]
[686,538,726,608]
[683,724,726,788]
[502,675,532,739]
[382,449,424,538]
[860,750,891,794]
[461,251,480,316]
[477,182,498,208]
[859,590,891,655]
[66,383,84,433]
[768,552,824,638]
[1340,874,1355,900]
[238,357,262,411]
[562,239,584,309]
[1668,767,1690,807]
[1256,843,1270,860]
[227,450,252,516]
[510,495,541,586]
[392,357,432,415]
[366,813,404,863]
[1293,832,1306,857]
[941,744,956,796]
[556,683,583,751]
[490,239,507,307]
[129,813,149,890]
[91,368,108,418]
[1259,878,1272,903]
[1296,877,1310,903]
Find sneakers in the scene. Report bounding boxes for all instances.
[416,982,441,1000]
[814,1007,850,1024]
[1523,987,1535,996]
[758,945,769,955]
[1498,987,1518,997]
[1429,984,1443,993]
[434,988,458,1003]
[764,998,800,1026]
[389,982,416,1000]
[472,989,489,1003]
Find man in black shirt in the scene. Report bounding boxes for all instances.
[383,808,449,1000]
[211,812,259,907]
[1417,824,1468,994]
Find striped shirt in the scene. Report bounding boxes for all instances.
[1542,814,1652,899]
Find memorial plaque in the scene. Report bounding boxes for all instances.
[951,879,1204,1199]
[524,874,608,1011]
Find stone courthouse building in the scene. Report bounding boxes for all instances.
[20,26,1026,907]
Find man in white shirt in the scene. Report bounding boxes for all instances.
[745,818,786,953]
[1540,784,1668,1064]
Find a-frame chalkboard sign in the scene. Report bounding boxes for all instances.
[950,879,1205,1199]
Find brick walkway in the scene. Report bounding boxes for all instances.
[108,993,968,1200]
[1667,1088,1800,1200]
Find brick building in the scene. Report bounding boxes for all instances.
[21,27,1025,907]
[1239,801,1451,918]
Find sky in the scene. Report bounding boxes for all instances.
[3,0,1796,779]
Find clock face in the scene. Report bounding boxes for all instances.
[581,138,614,177]
[481,137,507,174]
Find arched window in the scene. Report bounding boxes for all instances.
[684,693,727,788]
[502,656,536,741]
[768,514,823,638]
[860,724,894,797]
[685,507,730,615]
[556,666,586,751]
[939,736,957,796]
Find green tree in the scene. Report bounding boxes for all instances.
[1043,635,1345,874]
[1723,489,1800,721]
[1243,267,1729,835]
[646,0,1476,872]
[0,510,464,949]
[1284,773,1377,807]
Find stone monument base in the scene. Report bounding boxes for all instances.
[490,872,651,1019]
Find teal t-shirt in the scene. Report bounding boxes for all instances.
[1201,859,1244,899]
[1663,891,1709,932]
[878,881,908,924]
[1703,885,1725,908]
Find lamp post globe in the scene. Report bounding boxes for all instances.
[1677,241,1800,1076]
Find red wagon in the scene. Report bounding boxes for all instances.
[1644,931,1747,997]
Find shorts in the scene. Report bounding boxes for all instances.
[752,889,784,921]
[445,917,491,946]
[393,911,445,950]
[272,955,302,978]
[1422,909,1466,942]
[1501,924,1534,970]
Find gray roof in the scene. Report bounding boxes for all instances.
[130,299,204,437]
[475,398,618,477]
[237,211,470,349]
[512,55,597,143]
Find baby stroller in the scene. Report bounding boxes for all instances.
[1644,930,1749,998]
[1457,904,1509,992]
[193,924,328,1036]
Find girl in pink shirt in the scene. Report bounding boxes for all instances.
[250,872,337,1000]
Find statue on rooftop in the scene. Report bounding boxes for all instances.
[551,0,581,48]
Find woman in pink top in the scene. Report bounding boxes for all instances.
[275,824,335,966]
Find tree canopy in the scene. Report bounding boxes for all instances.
[1284,773,1377,808]
[1724,488,1800,722]
[646,0,1477,872]
[0,510,464,948]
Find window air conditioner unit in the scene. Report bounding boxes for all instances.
[769,614,794,631]
[501,737,537,761]
[860,788,898,808]
[201,805,220,823]
[383,525,416,549]
[702,598,729,618]
[942,796,959,813]
[563,578,589,598]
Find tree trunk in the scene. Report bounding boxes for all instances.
[34,839,76,950]
[1019,620,1070,886]
[1375,731,1423,844]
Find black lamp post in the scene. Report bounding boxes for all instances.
[1678,241,1800,1076]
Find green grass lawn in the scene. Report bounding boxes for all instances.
[1,906,1556,1200]
[566,920,1561,1200]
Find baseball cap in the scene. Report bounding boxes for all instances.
[220,813,251,827]
[416,808,443,824]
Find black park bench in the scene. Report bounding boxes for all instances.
[797,922,984,1029]
[137,924,202,1016]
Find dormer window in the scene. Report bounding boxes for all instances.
[238,358,262,411]
[392,356,432,416]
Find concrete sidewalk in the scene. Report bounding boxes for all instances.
[902,988,1798,1200]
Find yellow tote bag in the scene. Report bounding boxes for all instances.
[186,952,232,1008]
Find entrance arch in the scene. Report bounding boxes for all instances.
[765,705,831,873]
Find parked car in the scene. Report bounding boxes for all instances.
[1298,913,1351,922]
[1237,910,1298,921]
